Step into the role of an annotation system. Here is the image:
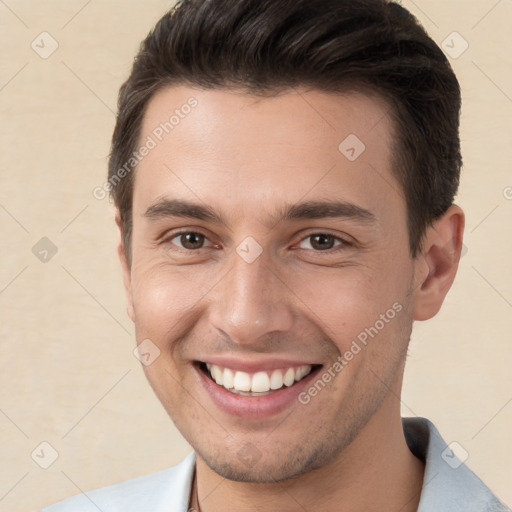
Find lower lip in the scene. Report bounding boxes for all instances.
[195,364,321,419]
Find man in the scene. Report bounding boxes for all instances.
[41,0,510,511]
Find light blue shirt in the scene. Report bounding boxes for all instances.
[39,417,510,512]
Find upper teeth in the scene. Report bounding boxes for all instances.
[206,363,313,394]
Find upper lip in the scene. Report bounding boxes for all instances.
[196,356,322,373]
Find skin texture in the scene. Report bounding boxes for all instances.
[117,86,465,512]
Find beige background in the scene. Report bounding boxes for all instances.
[0,1,511,510]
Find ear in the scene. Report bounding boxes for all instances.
[115,211,135,323]
[412,204,465,321]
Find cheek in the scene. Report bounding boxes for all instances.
[130,261,213,329]
[128,263,219,371]
[289,263,405,344]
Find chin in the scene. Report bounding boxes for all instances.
[196,442,335,484]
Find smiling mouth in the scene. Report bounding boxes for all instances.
[197,361,322,396]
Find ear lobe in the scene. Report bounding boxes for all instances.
[115,211,135,323]
[412,205,465,321]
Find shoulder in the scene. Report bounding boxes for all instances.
[403,417,510,512]
[38,452,196,512]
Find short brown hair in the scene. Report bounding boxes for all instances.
[109,0,462,263]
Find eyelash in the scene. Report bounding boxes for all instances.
[163,230,352,253]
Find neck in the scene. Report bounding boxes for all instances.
[190,402,425,512]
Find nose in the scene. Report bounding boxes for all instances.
[208,251,294,346]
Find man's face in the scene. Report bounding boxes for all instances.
[122,86,423,482]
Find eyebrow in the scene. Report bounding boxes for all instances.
[144,198,377,226]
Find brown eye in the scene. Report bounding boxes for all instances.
[298,234,346,251]
[310,234,335,250]
[171,232,209,250]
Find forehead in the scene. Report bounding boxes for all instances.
[133,85,404,227]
